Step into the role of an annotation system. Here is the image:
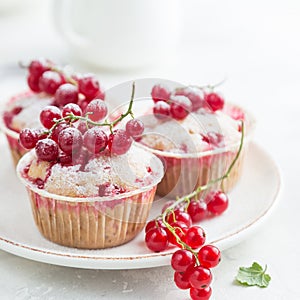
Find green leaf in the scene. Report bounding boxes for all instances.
[236,262,271,288]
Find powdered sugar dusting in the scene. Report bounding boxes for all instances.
[141,108,241,153]
[10,94,53,131]
[31,145,161,197]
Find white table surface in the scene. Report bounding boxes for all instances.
[0,1,299,299]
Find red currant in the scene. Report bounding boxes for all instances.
[151,84,171,103]
[171,249,196,272]
[188,266,212,289]
[58,127,83,155]
[184,226,206,249]
[166,221,188,247]
[145,227,169,252]
[145,219,166,233]
[167,210,192,228]
[50,122,69,143]
[174,271,191,290]
[40,106,62,129]
[19,128,39,149]
[187,201,208,223]
[62,103,82,119]
[108,129,132,155]
[38,71,64,95]
[78,74,100,100]
[85,99,108,122]
[175,88,204,112]
[198,245,221,268]
[153,101,170,119]
[126,119,144,138]
[55,83,79,106]
[190,286,212,300]
[35,138,59,161]
[27,74,41,92]
[205,92,224,112]
[170,95,192,120]
[28,59,51,77]
[83,127,108,153]
[206,191,229,215]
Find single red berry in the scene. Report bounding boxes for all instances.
[40,106,62,129]
[205,92,224,112]
[108,129,132,155]
[170,95,192,120]
[126,119,144,138]
[175,88,204,112]
[19,128,39,149]
[187,201,208,223]
[153,101,171,119]
[145,219,166,233]
[85,99,108,122]
[171,249,196,272]
[62,103,82,119]
[58,152,73,165]
[190,286,212,300]
[184,226,206,249]
[174,271,191,290]
[28,59,51,77]
[206,191,229,215]
[151,84,171,103]
[50,122,69,143]
[58,127,83,155]
[198,245,221,268]
[55,83,79,106]
[38,71,64,95]
[167,210,192,228]
[188,266,212,289]
[145,227,169,252]
[83,127,108,153]
[166,221,188,247]
[27,74,41,92]
[35,138,59,161]
[78,74,100,100]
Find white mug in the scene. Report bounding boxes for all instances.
[53,0,182,70]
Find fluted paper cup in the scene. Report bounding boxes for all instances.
[17,150,164,249]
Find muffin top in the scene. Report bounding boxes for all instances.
[20,144,163,198]
[140,107,242,154]
[3,92,53,132]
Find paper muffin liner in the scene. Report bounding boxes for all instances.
[26,186,157,249]
[17,149,164,249]
[155,144,248,198]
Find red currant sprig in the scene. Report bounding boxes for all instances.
[19,82,144,162]
[151,79,226,122]
[21,59,105,108]
[144,121,244,299]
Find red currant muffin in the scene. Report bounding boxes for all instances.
[0,59,105,166]
[137,84,255,198]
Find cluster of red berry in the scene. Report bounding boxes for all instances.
[144,190,229,300]
[151,84,225,121]
[19,69,144,163]
[26,59,105,111]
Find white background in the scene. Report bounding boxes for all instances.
[0,0,299,299]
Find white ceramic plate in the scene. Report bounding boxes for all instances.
[0,135,281,270]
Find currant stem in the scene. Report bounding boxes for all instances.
[160,121,244,260]
[45,82,136,137]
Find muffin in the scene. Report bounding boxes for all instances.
[17,145,163,249]
[136,84,255,198]
[0,91,54,165]
[0,59,105,166]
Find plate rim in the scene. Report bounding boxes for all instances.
[0,142,281,269]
